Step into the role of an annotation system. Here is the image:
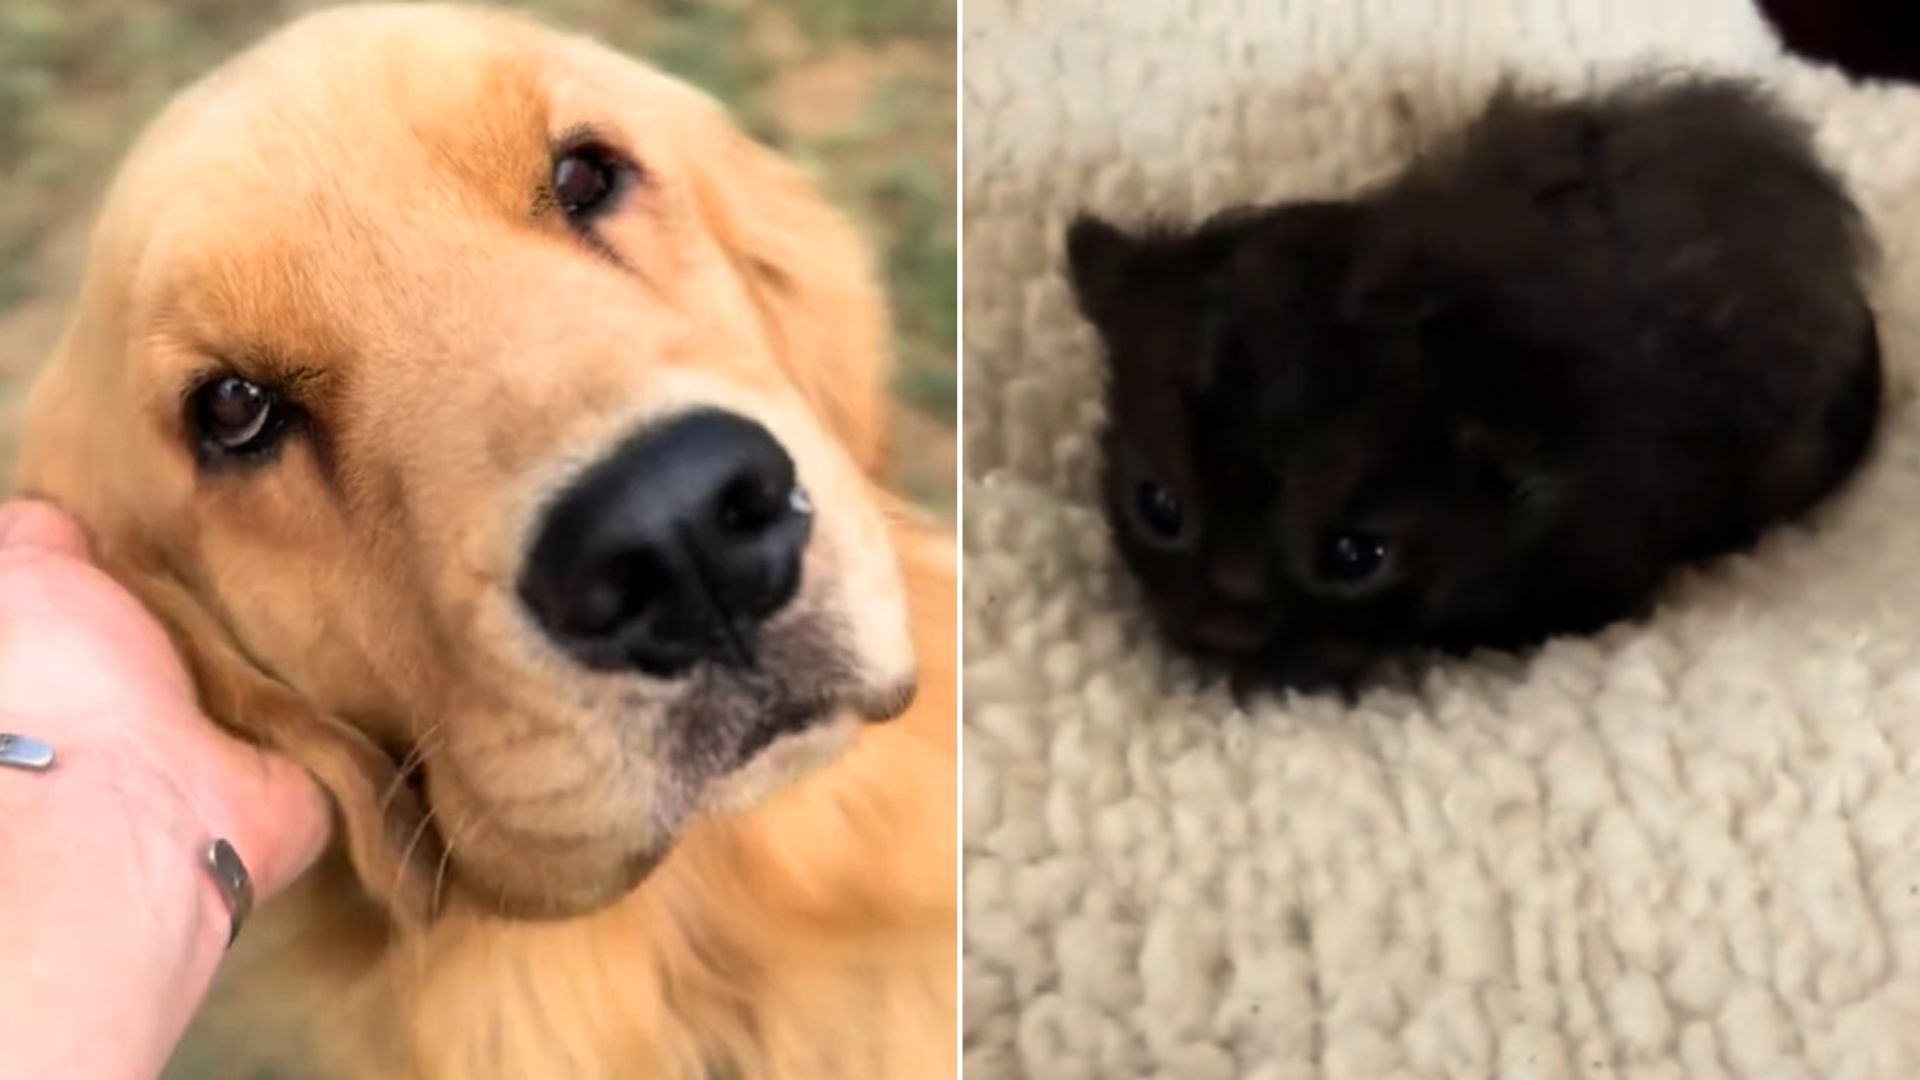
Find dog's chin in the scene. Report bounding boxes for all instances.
[431,824,662,921]
[696,708,862,816]
[439,677,917,921]
[427,776,668,922]
[696,673,918,814]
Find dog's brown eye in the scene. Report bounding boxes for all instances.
[554,147,618,222]
[191,375,289,460]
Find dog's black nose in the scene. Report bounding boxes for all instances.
[518,409,811,676]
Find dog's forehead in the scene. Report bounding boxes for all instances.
[170,16,552,207]
[95,14,555,278]
[89,11,598,359]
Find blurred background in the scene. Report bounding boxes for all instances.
[0,0,955,514]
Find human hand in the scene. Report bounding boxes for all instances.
[0,499,331,1079]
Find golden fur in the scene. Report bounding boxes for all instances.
[16,5,954,1077]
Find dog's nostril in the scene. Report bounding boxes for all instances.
[518,408,811,676]
[716,470,790,535]
[575,575,628,637]
[568,554,665,639]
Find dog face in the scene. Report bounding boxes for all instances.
[20,4,917,919]
[1068,205,1567,688]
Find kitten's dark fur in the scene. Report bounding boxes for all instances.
[1066,78,1882,692]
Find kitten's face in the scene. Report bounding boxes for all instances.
[1067,208,1558,688]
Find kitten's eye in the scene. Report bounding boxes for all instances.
[191,375,289,461]
[1320,531,1391,585]
[553,145,622,224]
[1131,480,1185,545]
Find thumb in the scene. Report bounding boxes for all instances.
[0,500,93,560]
[218,745,334,901]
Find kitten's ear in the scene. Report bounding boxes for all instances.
[1065,214,1141,324]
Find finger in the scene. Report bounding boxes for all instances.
[210,745,333,901]
[236,745,334,895]
[245,751,334,898]
[0,500,93,559]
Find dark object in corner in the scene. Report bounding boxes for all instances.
[1067,78,1882,693]
[1759,0,1920,85]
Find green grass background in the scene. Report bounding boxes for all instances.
[0,0,956,511]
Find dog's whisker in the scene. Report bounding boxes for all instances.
[376,721,449,824]
[432,799,502,920]
[390,800,441,912]
[429,790,529,922]
[429,825,460,922]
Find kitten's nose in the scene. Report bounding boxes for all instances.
[1205,545,1271,604]
[1189,605,1267,654]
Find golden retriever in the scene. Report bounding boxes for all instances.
[15,5,955,1077]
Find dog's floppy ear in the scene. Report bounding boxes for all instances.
[17,360,439,931]
[127,563,443,930]
[689,123,892,476]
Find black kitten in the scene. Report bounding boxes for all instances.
[1066,78,1882,691]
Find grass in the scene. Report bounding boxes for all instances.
[0,0,955,512]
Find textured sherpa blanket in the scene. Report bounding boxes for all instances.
[961,1,1920,1077]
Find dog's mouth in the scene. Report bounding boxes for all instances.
[387,670,912,812]
[368,687,913,924]
[734,676,915,762]
[371,605,914,921]
[676,658,917,777]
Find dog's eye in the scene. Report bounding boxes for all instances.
[1319,531,1391,586]
[1130,480,1186,546]
[553,146,620,223]
[191,375,289,460]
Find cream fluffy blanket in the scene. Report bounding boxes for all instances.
[961,1,1920,1076]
